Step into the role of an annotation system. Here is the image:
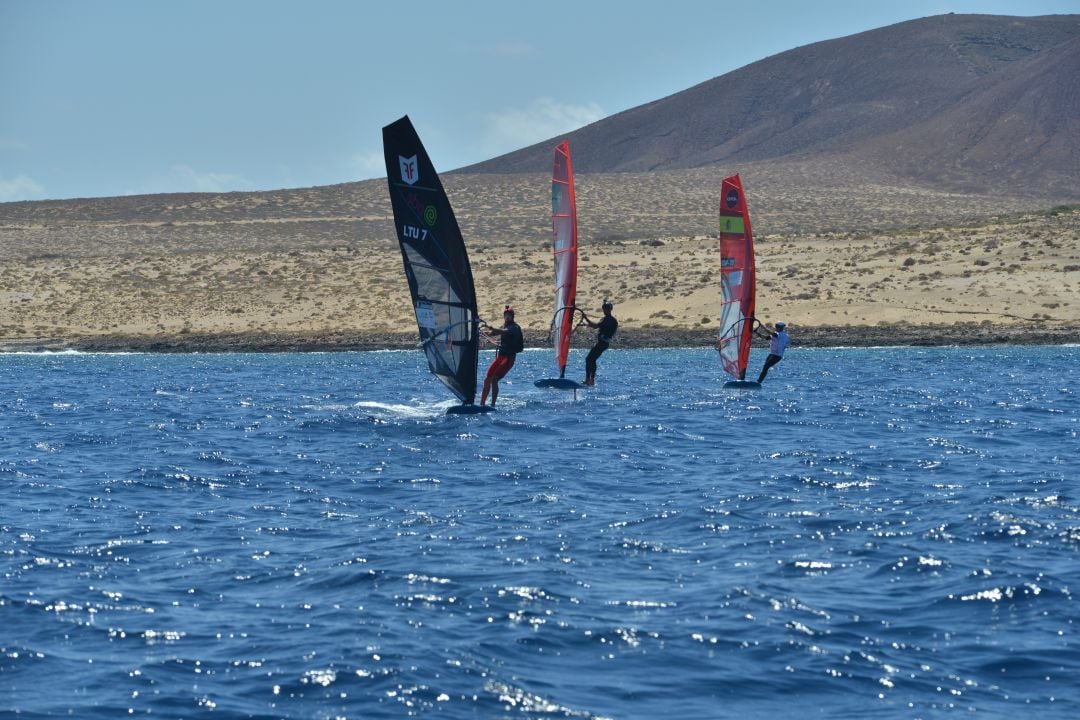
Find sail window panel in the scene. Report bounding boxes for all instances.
[555,261,575,298]
[403,242,443,270]
[719,299,744,377]
[552,183,569,217]
[553,227,574,252]
[719,300,744,342]
[403,246,466,313]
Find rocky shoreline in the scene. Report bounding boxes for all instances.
[1,323,1075,354]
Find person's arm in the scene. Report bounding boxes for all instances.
[479,321,503,337]
[750,319,769,340]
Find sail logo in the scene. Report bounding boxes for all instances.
[725,188,740,208]
[720,216,745,234]
[399,155,419,185]
[405,192,425,217]
[415,301,437,330]
[423,205,438,227]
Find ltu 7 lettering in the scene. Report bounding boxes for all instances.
[402,224,428,241]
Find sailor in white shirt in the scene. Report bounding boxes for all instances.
[756,321,790,383]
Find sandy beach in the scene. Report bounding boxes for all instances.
[1,168,1077,353]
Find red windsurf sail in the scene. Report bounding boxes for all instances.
[717,174,756,380]
[550,140,578,377]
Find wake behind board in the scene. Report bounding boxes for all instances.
[534,378,584,390]
[723,380,761,390]
[446,404,495,415]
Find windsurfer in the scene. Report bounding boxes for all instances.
[582,301,618,386]
[755,321,790,383]
[480,306,524,406]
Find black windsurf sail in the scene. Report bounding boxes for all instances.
[383,116,483,408]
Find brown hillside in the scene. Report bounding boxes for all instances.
[844,34,1080,196]
[460,14,1080,197]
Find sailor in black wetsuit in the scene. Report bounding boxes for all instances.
[582,300,617,387]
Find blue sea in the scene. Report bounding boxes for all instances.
[1,346,1077,719]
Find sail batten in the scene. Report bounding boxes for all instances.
[383,116,481,405]
[717,174,757,381]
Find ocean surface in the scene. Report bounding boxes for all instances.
[1,345,1077,719]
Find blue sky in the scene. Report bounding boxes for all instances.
[2,0,1077,201]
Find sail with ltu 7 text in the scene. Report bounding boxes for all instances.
[535,140,584,391]
[716,174,761,389]
[382,115,490,413]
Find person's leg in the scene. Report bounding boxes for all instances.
[593,343,608,381]
[585,342,605,384]
[481,358,499,404]
[757,354,781,383]
[585,345,598,381]
[487,356,514,406]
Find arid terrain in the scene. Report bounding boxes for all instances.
[2,13,1078,352]
[1,161,1077,352]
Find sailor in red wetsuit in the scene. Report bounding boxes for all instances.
[480,306,524,407]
